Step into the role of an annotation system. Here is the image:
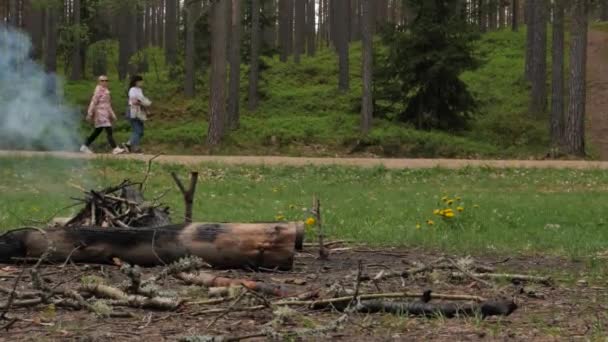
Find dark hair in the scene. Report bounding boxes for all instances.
[128,75,143,93]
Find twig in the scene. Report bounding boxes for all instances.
[312,195,328,260]
[0,317,18,331]
[206,288,247,329]
[0,261,27,320]
[141,154,162,193]
[60,246,82,268]
[448,259,496,289]
[151,229,167,266]
[348,260,363,309]
[171,172,199,223]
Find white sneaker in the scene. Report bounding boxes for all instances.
[80,145,93,154]
[112,147,125,155]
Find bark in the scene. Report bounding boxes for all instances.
[165,0,178,65]
[478,0,485,32]
[336,0,350,91]
[69,0,82,80]
[44,4,57,91]
[286,0,293,55]
[524,0,534,80]
[185,2,201,98]
[512,0,518,31]
[294,0,305,63]
[0,223,305,270]
[498,0,505,28]
[602,0,608,21]
[144,3,152,47]
[177,271,293,297]
[207,0,228,146]
[227,0,242,129]
[306,0,315,56]
[249,0,261,111]
[488,0,497,30]
[350,0,360,41]
[550,0,564,148]
[529,0,547,115]
[360,0,373,134]
[564,0,588,156]
[118,2,130,80]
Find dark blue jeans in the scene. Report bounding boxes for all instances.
[128,118,144,148]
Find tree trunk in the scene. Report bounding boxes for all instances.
[488,0,497,30]
[23,0,43,59]
[249,0,261,111]
[601,0,608,21]
[350,0,360,41]
[227,0,242,129]
[165,0,178,65]
[498,0,505,28]
[286,0,293,55]
[184,2,201,98]
[118,3,129,80]
[0,223,305,270]
[9,0,18,26]
[524,0,534,80]
[337,0,350,91]
[145,3,152,47]
[69,0,82,80]
[529,0,547,115]
[207,0,228,146]
[564,0,588,156]
[279,0,289,61]
[262,0,277,49]
[44,5,57,74]
[550,0,564,148]
[306,0,316,56]
[512,0,518,31]
[360,0,373,134]
[478,0,485,32]
[293,0,305,63]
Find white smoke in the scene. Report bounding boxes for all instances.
[0,26,80,151]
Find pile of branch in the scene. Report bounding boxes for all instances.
[64,180,170,228]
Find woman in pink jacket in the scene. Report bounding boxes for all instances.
[80,75,125,154]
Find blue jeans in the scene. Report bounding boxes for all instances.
[128,119,144,148]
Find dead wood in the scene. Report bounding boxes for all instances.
[177,271,292,298]
[450,272,552,286]
[354,299,518,318]
[0,222,305,270]
[312,195,328,260]
[79,283,181,310]
[171,172,199,223]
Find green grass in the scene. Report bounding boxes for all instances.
[61,28,549,158]
[2,156,608,258]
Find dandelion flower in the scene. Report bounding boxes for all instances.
[447,200,454,206]
[433,209,441,215]
[441,196,448,202]
[426,219,435,226]
[305,217,316,226]
[457,206,464,212]
[444,212,455,218]
[416,223,421,229]
[275,215,286,221]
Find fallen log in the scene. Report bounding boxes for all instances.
[176,271,292,298]
[354,299,517,318]
[450,272,552,286]
[0,222,305,270]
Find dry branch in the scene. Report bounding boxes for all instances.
[171,172,199,223]
[177,271,293,298]
[450,272,552,285]
[355,299,517,318]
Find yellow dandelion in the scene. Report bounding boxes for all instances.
[441,196,448,202]
[275,215,286,221]
[457,206,464,212]
[447,200,454,206]
[426,219,435,226]
[444,208,454,214]
[305,217,316,226]
[444,212,455,218]
[416,223,421,229]
[433,209,441,215]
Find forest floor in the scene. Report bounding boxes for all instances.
[1,247,606,341]
[586,29,608,160]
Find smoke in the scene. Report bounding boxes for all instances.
[0,26,80,151]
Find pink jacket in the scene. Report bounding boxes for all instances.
[87,86,117,128]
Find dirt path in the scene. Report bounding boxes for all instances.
[3,150,608,169]
[587,29,608,160]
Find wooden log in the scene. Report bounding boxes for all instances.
[0,222,305,270]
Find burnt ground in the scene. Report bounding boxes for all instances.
[0,246,606,342]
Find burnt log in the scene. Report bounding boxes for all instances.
[0,222,305,270]
[354,299,518,318]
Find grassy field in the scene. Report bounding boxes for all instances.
[59,29,549,158]
[1,156,607,261]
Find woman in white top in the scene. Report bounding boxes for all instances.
[125,75,151,153]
